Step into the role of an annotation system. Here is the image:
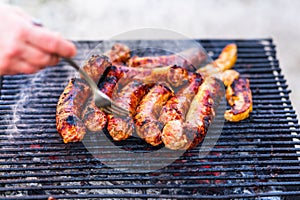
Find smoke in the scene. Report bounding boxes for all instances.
[4,65,76,141]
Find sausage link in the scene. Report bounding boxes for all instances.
[134,84,173,146]
[107,80,150,141]
[159,72,203,126]
[162,77,224,150]
[128,48,207,70]
[82,55,111,82]
[82,66,125,132]
[57,55,113,143]
[105,43,131,65]
[224,78,252,122]
[56,78,91,143]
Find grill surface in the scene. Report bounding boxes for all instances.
[0,39,300,199]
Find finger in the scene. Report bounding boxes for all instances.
[0,58,36,75]
[25,27,77,58]
[17,61,41,74]
[47,54,60,66]
[20,42,60,66]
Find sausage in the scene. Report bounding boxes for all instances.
[160,73,203,150]
[56,55,113,143]
[113,65,189,88]
[128,47,207,70]
[81,97,107,132]
[107,80,150,141]
[134,84,173,146]
[162,77,224,150]
[56,78,91,143]
[82,55,112,82]
[159,72,203,124]
[105,43,131,65]
[133,65,189,88]
[220,69,240,87]
[82,66,125,132]
[197,43,237,75]
[224,77,252,122]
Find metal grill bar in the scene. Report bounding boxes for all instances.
[0,38,299,199]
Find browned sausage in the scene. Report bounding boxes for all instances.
[115,65,189,88]
[106,80,150,141]
[105,43,131,65]
[82,66,125,132]
[224,77,252,122]
[197,43,237,75]
[128,47,207,70]
[82,55,112,82]
[56,78,91,143]
[159,72,203,124]
[56,55,113,143]
[134,84,173,146]
[162,77,224,150]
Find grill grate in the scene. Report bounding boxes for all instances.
[0,39,300,199]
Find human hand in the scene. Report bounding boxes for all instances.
[0,5,77,75]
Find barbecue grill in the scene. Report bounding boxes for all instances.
[0,39,300,199]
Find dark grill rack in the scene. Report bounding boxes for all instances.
[0,39,300,199]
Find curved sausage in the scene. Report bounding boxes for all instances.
[159,72,203,123]
[106,80,150,141]
[197,43,237,75]
[128,47,207,70]
[82,55,111,82]
[162,77,224,150]
[56,55,113,143]
[224,77,252,122]
[134,84,173,146]
[105,43,131,65]
[82,66,125,132]
[56,78,91,143]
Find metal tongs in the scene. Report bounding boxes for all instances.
[64,58,128,116]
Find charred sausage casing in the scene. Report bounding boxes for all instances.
[134,84,173,146]
[56,78,91,143]
[185,77,224,149]
[159,72,203,124]
[107,80,150,141]
[56,55,112,143]
[224,77,252,122]
[160,73,203,150]
[82,55,112,82]
[162,77,224,150]
[119,65,189,88]
[105,43,131,65]
[128,48,207,70]
[82,66,125,132]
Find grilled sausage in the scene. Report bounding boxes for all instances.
[133,65,189,88]
[105,43,131,65]
[82,66,125,132]
[220,69,240,87]
[56,78,91,143]
[109,64,189,88]
[81,97,107,132]
[82,55,112,82]
[224,77,252,122]
[56,55,113,143]
[159,72,203,124]
[160,73,203,150]
[128,47,207,70]
[107,80,150,141]
[134,84,173,146]
[197,43,237,75]
[162,77,224,150]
